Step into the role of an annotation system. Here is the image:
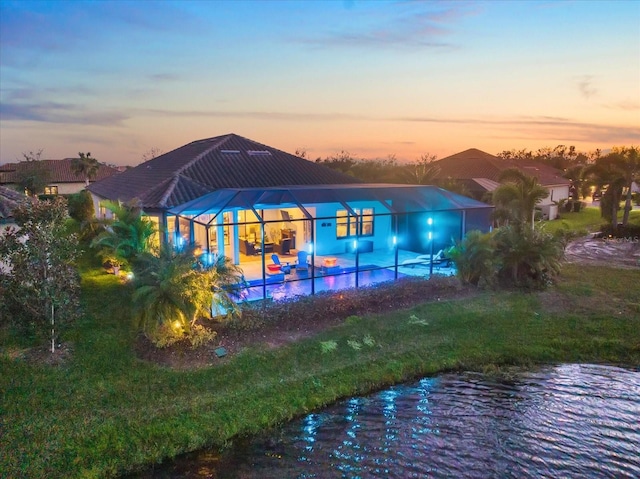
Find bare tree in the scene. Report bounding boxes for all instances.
[294,147,308,159]
[141,147,164,163]
[407,153,440,185]
[16,149,50,196]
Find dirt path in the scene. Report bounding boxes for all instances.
[564,235,640,269]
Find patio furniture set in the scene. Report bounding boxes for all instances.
[265,251,342,282]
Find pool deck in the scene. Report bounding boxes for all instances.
[237,249,455,301]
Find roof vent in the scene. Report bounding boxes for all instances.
[247,150,272,156]
[221,150,241,154]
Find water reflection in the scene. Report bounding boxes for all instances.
[137,364,640,478]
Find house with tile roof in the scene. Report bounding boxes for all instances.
[431,148,570,220]
[88,133,493,299]
[0,159,120,196]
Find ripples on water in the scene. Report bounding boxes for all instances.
[144,364,640,478]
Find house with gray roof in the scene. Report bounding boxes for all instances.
[88,133,493,299]
[432,148,570,219]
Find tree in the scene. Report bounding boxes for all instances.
[405,153,440,185]
[582,153,628,233]
[448,230,496,287]
[16,149,50,196]
[67,191,98,242]
[493,225,563,289]
[0,197,80,351]
[67,190,95,223]
[140,147,164,163]
[450,225,563,290]
[611,146,640,227]
[71,152,100,186]
[492,169,549,231]
[131,245,244,346]
[91,200,156,267]
[349,155,404,182]
[315,150,359,174]
[436,177,471,197]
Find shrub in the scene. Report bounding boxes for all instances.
[494,225,564,290]
[152,323,217,349]
[448,230,496,287]
[232,275,462,331]
[67,191,94,223]
[450,226,564,290]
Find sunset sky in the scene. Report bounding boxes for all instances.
[1,0,638,166]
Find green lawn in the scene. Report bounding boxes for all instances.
[543,205,640,234]
[1,264,639,478]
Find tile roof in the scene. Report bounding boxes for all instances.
[433,148,569,187]
[0,159,120,184]
[88,133,362,209]
[0,185,26,219]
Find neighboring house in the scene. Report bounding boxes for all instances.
[0,159,120,196]
[88,133,493,298]
[432,148,570,220]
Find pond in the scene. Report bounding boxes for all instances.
[137,364,640,478]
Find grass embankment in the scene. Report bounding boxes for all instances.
[2,264,640,478]
[544,206,640,234]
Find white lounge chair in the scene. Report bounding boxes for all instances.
[400,249,445,268]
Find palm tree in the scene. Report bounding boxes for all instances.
[448,230,495,287]
[492,169,549,231]
[494,225,563,289]
[91,200,156,266]
[582,153,629,233]
[612,147,640,227]
[71,152,100,186]
[132,245,211,339]
[204,253,246,319]
[132,245,245,343]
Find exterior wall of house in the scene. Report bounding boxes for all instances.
[540,185,570,207]
[1,181,88,196]
[90,193,108,219]
[539,184,569,220]
[47,182,87,195]
[310,201,393,256]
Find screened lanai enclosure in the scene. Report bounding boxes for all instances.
[167,185,493,301]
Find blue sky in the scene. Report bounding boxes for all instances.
[1,0,638,166]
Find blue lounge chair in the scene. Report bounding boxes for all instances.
[295,250,310,272]
[270,254,291,274]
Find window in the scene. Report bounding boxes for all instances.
[336,208,374,238]
[336,210,350,238]
[44,186,58,195]
[361,208,373,236]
